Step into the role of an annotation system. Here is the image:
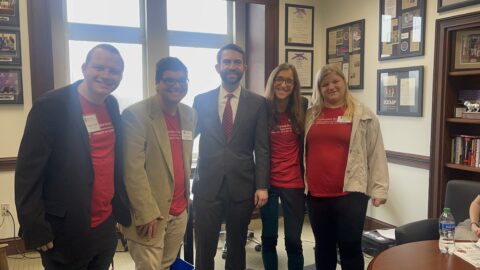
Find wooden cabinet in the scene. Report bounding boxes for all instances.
[430,12,480,218]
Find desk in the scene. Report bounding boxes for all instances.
[367,240,474,270]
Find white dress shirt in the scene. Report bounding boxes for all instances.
[218,85,241,124]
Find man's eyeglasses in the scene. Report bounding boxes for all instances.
[161,77,189,86]
[274,77,294,86]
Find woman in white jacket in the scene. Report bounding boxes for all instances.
[304,64,389,270]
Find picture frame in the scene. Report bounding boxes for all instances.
[438,0,480,12]
[0,29,21,65]
[0,68,23,104]
[377,66,423,117]
[379,0,425,60]
[453,29,480,70]
[0,0,19,27]
[285,4,314,47]
[286,49,313,89]
[326,19,364,89]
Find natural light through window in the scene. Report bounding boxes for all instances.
[69,41,144,111]
[169,46,220,106]
[166,0,227,34]
[66,0,140,27]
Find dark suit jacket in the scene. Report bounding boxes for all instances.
[192,87,270,202]
[15,81,131,261]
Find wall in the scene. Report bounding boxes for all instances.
[0,0,30,239]
[316,0,480,226]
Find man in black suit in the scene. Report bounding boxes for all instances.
[193,43,270,270]
[15,44,131,270]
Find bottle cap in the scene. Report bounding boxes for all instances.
[443,207,451,212]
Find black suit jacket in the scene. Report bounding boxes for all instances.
[192,87,270,202]
[15,81,131,261]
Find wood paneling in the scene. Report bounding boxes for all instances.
[0,157,16,172]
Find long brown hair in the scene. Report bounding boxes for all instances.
[264,63,305,133]
[311,64,356,120]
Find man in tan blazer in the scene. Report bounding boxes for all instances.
[120,57,196,270]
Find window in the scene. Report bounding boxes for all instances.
[64,0,144,110]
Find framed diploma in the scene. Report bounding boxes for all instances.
[379,0,426,60]
[377,66,423,117]
[285,4,314,47]
[438,0,480,12]
[326,19,365,89]
[286,49,313,89]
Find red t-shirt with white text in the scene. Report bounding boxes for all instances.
[270,113,304,188]
[306,107,352,197]
[80,95,115,228]
[164,113,187,216]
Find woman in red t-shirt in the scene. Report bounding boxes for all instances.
[260,63,308,270]
[305,64,389,270]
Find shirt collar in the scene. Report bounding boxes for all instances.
[220,85,241,99]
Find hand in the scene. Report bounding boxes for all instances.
[136,216,163,239]
[254,189,268,208]
[472,223,480,237]
[371,198,386,207]
[36,241,54,252]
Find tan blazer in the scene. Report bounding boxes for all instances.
[120,96,197,245]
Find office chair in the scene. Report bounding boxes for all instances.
[395,180,480,245]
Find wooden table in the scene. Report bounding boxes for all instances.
[367,240,475,270]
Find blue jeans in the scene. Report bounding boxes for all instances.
[260,186,305,270]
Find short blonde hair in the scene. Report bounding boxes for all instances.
[311,64,356,119]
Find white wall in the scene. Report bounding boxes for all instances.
[0,0,30,239]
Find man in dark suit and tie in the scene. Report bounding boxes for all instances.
[15,44,131,270]
[193,43,270,270]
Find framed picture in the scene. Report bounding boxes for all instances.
[0,29,21,65]
[438,0,480,12]
[0,0,19,27]
[377,66,423,117]
[453,29,480,70]
[285,4,314,46]
[286,49,313,89]
[0,68,23,104]
[326,19,364,89]
[379,0,425,60]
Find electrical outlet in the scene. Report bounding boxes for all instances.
[1,204,9,216]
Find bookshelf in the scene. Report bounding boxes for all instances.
[430,11,480,218]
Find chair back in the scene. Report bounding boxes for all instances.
[444,180,480,224]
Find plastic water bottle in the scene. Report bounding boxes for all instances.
[439,207,455,254]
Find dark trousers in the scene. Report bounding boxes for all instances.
[194,183,255,270]
[39,216,117,270]
[260,187,305,270]
[307,192,368,270]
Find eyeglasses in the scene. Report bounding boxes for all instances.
[274,77,294,86]
[161,77,189,86]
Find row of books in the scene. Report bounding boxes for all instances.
[451,135,480,167]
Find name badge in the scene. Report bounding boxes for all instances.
[83,114,101,133]
[181,130,193,140]
[337,116,352,123]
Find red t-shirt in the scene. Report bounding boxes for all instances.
[79,95,115,228]
[306,107,352,197]
[270,113,304,188]
[164,112,187,216]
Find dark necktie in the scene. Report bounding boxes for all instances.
[222,93,234,141]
